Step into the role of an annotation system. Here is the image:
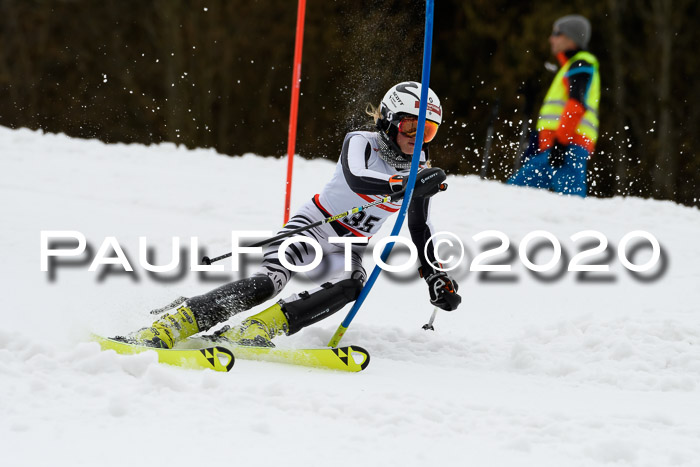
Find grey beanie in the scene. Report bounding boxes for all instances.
[553,15,591,49]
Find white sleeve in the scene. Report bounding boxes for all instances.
[340,134,392,195]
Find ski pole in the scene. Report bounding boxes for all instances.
[422,307,439,330]
[201,189,407,265]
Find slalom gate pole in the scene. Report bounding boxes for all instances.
[327,0,435,348]
[201,190,406,265]
[283,0,307,224]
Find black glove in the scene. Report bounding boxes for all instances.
[388,167,447,199]
[548,141,568,168]
[422,269,462,311]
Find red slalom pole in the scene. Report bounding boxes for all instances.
[283,0,307,224]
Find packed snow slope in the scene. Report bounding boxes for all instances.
[2,126,700,467]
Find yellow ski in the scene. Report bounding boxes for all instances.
[93,335,369,372]
[93,335,235,372]
[183,337,370,372]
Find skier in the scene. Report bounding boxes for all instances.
[122,81,461,349]
[507,15,600,197]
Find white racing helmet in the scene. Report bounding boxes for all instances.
[376,81,442,168]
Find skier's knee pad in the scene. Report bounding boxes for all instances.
[187,274,276,331]
[282,278,363,335]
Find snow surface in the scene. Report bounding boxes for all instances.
[2,126,700,466]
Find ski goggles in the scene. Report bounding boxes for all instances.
[396,117,440,143]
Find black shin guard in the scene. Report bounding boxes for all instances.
[281,278,363,335]
[187,274,276,331]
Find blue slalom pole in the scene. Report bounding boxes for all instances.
[328,0,435,347]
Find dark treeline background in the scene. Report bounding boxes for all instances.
[1,0,698,207]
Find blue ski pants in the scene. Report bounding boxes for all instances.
[507,144,589,197]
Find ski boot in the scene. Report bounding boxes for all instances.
[215,303,289,347]
[213,278,363,347]
[121,305,200,349]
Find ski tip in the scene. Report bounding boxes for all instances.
[91,334,235,373]
[334,345,370,371]
[199,346,236,372]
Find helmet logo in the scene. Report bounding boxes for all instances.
[413,101,442,117]
[427,103,442,116]
[395,82,420,101]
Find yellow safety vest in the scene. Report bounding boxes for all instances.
[536,51,600,144]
